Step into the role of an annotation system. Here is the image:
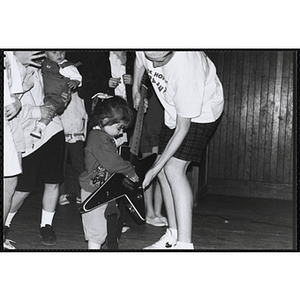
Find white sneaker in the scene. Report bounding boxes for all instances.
[146,217,166,227]
[143,228,177,250]
[121,225,130,233]
[59,194,70,205]
[4,239,16,250]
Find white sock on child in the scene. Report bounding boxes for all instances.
[5,212,17,227]
[40,209,55,227]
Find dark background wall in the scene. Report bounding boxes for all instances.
[204,51,294,200]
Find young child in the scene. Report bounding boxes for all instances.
[79,96,139,250]
[31,51,82,139]
[59,87,88,206]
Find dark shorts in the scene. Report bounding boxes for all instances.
[16,131,65,192]
[158,120,220,163]
[140,93,164,153]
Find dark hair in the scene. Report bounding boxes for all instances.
[90,96,134,129]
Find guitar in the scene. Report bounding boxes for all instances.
[79,82,157,223]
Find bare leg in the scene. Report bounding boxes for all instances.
[3,176,18,226]
[150,146,164,218]
[9,190,31,213]
[144,184,155,218]
[42,183,59,212]
[157,168,177,230]
[9,184,59,217]
[153,181,164,218]
[143,147,165,220]
[164,157,192,243]
[142,152,156,219]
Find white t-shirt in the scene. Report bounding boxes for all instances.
[59,59,82,86]
[136,51,224,129]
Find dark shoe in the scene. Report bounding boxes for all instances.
[39,225,57,246]
[59,194,71,206]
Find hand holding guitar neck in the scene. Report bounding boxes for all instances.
[127,173,139,183]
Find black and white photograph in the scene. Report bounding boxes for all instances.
[1,49,296,252]
[1,2,299,299]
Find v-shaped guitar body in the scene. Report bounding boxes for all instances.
[79,151,157,223]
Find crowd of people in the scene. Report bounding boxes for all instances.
[3,50,224,250]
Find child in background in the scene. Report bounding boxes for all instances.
[31,51,82,139]
[59,83,88,205]
[79,96,139,250]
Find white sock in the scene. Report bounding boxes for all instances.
[5,212,17,227]
[168,228,178,239]
[176,241,194,249]
[37,122,47,130]
[40,209,55,227]
[88,241,101,250]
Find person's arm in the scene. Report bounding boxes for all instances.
[64,64,82,87]
[132,58,146,109]
[142,115,191,189]
[14,51,46,68]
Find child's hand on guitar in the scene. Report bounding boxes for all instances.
[128,173,139,183]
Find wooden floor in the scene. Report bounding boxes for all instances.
[3,187,294,251]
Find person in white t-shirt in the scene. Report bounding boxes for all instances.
[133,51,224,249]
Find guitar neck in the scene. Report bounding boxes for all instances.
[130,83,148,156]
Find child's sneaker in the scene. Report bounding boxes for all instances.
[30,125,43,139]
[143,228,177,250]
[121,225,130,233]
[59,194,71,205]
